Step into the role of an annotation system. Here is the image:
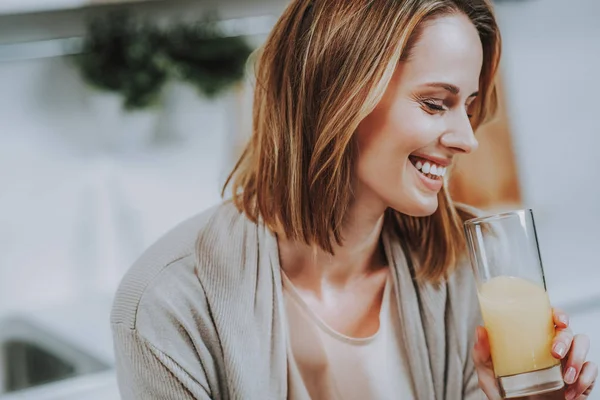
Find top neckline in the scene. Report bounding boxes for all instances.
[280,269,392,345]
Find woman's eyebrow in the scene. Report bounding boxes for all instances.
[421,82,479,98]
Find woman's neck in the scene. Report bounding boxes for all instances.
[278,191,388,288]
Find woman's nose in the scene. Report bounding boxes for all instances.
[439,114,479,154]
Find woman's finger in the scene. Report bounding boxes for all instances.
[553,308,570,329]
[473,326,492,367]
[551,327,573,359]
[472,326,502,400]
[563,334,591,385]
[564,361,598,400]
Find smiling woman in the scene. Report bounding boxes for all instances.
[110,1,597,399]
[354,13,483,221]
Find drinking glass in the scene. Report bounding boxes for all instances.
[464,209,564,398]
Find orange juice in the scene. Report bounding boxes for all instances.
[478,276,558,377]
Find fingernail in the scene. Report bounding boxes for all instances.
[565,388,576,400]
[560,315,569,326]
[564,367,577,384]
[553,342,567,358]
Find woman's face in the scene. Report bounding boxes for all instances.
[355,13,483,217]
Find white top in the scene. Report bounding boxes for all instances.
[282,271,416,400]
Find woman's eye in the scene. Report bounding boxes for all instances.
[422,100,446,112]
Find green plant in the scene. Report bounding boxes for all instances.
[73,11,168,110]
[72,11,254,110]
[161,19,253,98]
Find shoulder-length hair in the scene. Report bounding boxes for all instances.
[224,0,502,283]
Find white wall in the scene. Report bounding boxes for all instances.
[0,60,229,316]
[495,0,600,309]
[0,1,284,318]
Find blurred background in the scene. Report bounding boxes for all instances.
[0,0,598,398]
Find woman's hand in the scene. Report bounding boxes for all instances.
[550,309,597,399]
[473,309,598,400]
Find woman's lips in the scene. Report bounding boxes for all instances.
[409,155,447,179]
[409,157,445,192]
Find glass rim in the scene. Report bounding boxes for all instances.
[464,208,533,227]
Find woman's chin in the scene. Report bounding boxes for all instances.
[390,197,439,217]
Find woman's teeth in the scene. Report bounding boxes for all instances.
[414,159,446,179]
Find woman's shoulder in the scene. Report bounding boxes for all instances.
[110,201,257,330]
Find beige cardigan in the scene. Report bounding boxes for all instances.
[110,202,485,400]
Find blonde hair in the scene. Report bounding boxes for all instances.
[224,0,502,283]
